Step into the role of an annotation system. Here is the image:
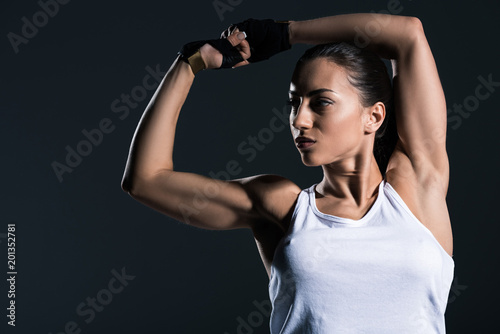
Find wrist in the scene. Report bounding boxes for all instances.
[178,41,208,75]
[287,20,297,45]
[186,49,206,75]
[176,54,196,78]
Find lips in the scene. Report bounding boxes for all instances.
[295,136,316,150]
[297,142,315,149]
[295,136,316,144]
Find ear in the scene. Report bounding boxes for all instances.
[363,102,385,134]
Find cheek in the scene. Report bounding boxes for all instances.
[319,113,362,146]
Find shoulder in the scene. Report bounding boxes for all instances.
[233,173,302,231]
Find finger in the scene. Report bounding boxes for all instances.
[231,39,251,64]
[221,26,237,41]
[236,39,251,60]
[220,27,229,39]
[232,59,250,68]
[220,24,237,39]
[226,28,247,47]
[224,27,251,68]
[231,39,251,68]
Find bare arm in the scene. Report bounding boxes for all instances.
[121,28,250,187]
[288,14,419,59]
[121,56,193,187]
[288,14,448,192]
[120,32,292,231]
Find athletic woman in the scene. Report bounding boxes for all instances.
[121,13,454,333]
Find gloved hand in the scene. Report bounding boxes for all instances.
[178,28,250,71]
[220,18,292,63]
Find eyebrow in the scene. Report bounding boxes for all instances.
[288,88,338,97]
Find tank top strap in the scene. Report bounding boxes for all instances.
[285,184,319,236]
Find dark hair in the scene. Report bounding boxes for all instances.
[293,41,398,177]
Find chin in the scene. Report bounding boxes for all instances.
[300,156,323,167]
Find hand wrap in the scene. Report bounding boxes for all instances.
[177,38,245,72]
[228,18,291,63]
[178,18,291,73]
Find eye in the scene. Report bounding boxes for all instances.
[286,98,300,112]
[313,99,333,107]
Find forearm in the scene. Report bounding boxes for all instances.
[121,55,194,191]
[288,13,421,59]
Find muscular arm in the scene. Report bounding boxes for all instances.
[121,56,194,190]
[288,14,449,192]
[120,36,292,231]
[288,13,420,59]
[121,30,250,188]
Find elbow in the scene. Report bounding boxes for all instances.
[121,174,142,196]
[406,16,425,41]
[121,173,156,198]
[121,176,133,194]
[407,16,423,30]
[121,166,171,196]
[396,16,425,57]
[121,165,146,195]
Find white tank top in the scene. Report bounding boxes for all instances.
[268,178,454,333]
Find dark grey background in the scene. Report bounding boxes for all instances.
[1,0,499,333]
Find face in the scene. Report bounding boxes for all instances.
[289,57,374,167]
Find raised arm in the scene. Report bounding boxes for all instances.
[288,14,449,193]
[120,31,294,231]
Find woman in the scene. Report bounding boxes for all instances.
[121,13,454,333]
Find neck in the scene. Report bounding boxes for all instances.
[316,150,383,207]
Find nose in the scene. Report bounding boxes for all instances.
[291,102,313,130]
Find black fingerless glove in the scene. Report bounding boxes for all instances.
[178,38,245,72]
[229,18,291,63]
[178,18,291,73]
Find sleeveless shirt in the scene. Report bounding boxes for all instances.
[268,178,455,333]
